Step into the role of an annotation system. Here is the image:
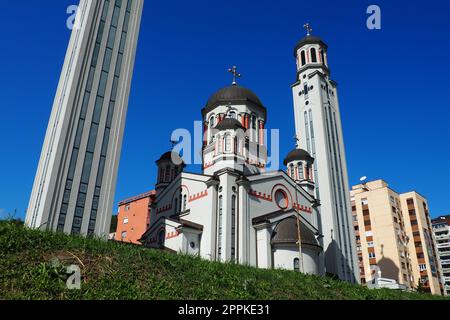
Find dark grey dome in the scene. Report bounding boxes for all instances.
[271,217,320,247]
[156,151,184,165]
[214,118,245,131]
[283,148,314,166]
[294,35,328,57]
[202,85,266,116]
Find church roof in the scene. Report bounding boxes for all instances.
[214,118,246,131]
[202,84,266,116]
[283,148,314,166]
[293,35,328,57]
[271,216,319,247]
[156,151,185,165]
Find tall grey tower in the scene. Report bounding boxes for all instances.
[26,0,144,237]
[291,25,359,282]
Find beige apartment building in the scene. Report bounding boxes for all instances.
[351,180,442,295]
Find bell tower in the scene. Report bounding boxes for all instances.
[291,24,359,283]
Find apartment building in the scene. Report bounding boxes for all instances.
[432,215,450,295]
[351,180,441,295]
[115,190,155,244]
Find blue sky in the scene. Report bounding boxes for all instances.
[0,0,449,220]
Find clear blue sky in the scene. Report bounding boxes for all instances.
[0,0,449,220]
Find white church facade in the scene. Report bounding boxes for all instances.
[140,28,358,281]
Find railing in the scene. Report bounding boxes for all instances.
[437,243,450,248]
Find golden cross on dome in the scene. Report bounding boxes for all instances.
[304,23,313,36]
[228,66,241,85]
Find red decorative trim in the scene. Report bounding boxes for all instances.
[156,204,172,215]
[203,162,214,169]
[189,190,209,203]
[166,231,180,240]
[249,189,273,202]
[293,203,313,214]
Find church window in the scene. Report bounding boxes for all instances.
[275,189,289,210]
[225,134,232,153]
[294,258,300,272]
[183,195,187,212]
[231,195,237,261]
[218,196,223,260]
[298,162,304,180]
[252,115,257,130]
[165,165,170,182]
[311,48,317,63]
[158,230,165,246]
[300,50,306,66]
[320,50,325,64]
[289,165,295,178]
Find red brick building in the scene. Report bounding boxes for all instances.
[115,190,155,245]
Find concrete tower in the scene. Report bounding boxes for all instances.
[26,0,144,237]
[291,24,359,282]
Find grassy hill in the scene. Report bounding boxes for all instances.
[0,220,447,300]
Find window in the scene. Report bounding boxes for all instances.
[174,198,178,214]
[158,230,165,246]
[368,252,376,259]
[361,198,368,206]
[294,258,300,272]
[311,48,317,63]
[300,50,306,66]
[419,264,427,271]
[298,162,304,180]
[225,134,232,153]
[275,189,288,210]
[183,195,187,212]
[125,204,130,211]
[320,50,325,64]
[289,165,295,178]
[407,198,414,205]
[121,231,127,239]
[229,111,236,119]
[367,241,374,248]
[123,218,129,225]
[218,196,223,260]
[165,165,171,182]
[252,115,257,130]
[231,195,237,261]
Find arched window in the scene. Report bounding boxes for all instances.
[218,135,223,153]
[252,115,257,130]
[218,196,223,260]
[229,111,236,119]
[158,230,165,246]
[294,258,300,272]
[165,165,171,182]
[298,162,304,180]
[174,198,178,214]
[300,50,306,66]
[210,116,215,128]
[158,167,163,183]
[311,48,317,63]
[290,164,295,178]
[231,195,237,261]
[225,134,232,153]
[320,50,325,65]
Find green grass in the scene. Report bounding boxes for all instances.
[0,220,447,300]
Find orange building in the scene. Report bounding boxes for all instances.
[115,190,155,245]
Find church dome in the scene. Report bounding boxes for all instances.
[283,148,314,166]
[293,35,328,57]
[156,151,184,165]
[271,217,320,247]
[202,84,265,116]
[214,118,245,131]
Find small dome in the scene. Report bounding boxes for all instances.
[283,148,314,166]
[156,151,184,165]
[271,217,320,247]
[202,84,265,116]
[293,35,328,57]
[214,118,245,131]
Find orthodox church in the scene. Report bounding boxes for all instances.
[140,27,358,280]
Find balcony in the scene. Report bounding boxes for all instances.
[440,259,450,265]
[435,235,450,241]
[437,243,450,249]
